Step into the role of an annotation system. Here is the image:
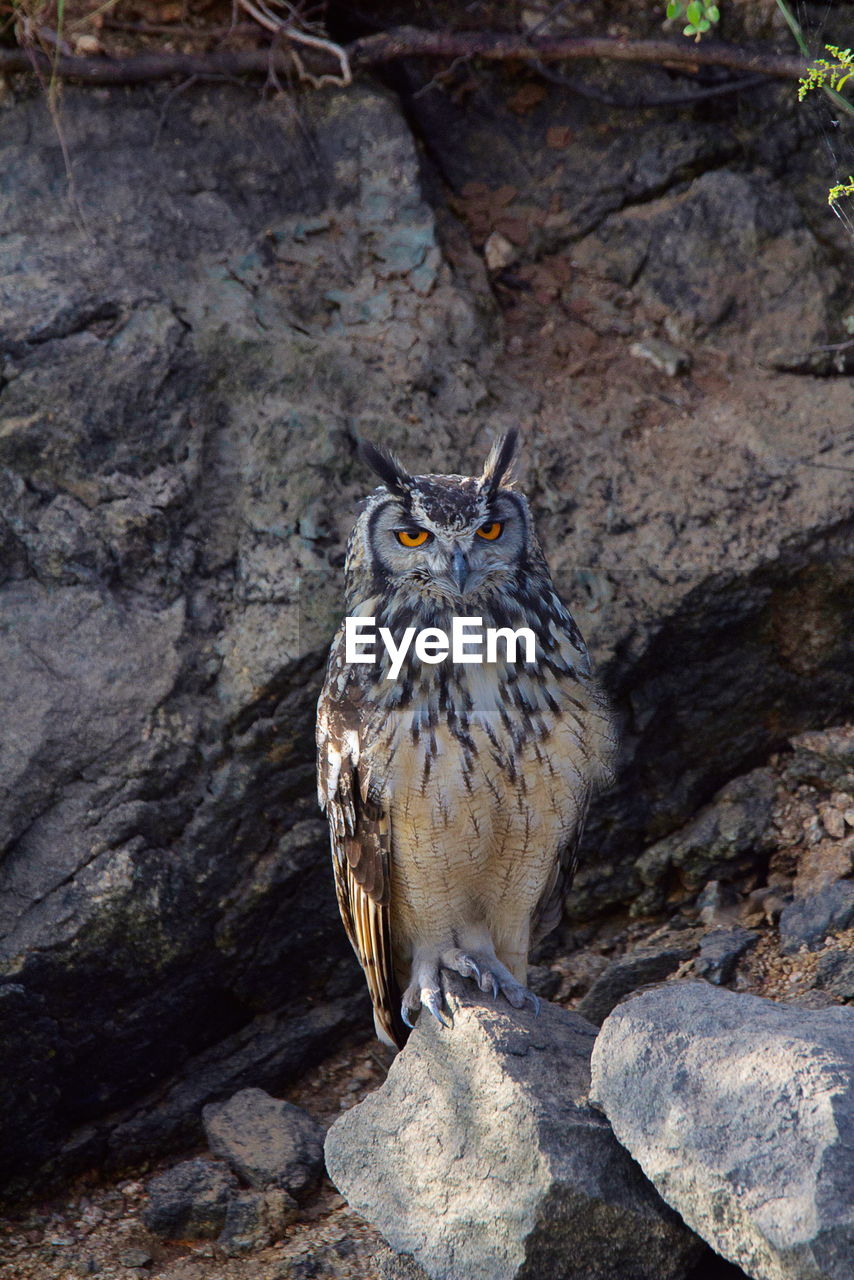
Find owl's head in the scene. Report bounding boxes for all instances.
[346,430,540,609]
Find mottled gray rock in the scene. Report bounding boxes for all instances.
[375,1245,431,1280]
[694,928,758,985]
[779,882,854,954]
[117,1248,153,1269]
[633,770,777,916]
[575,170,838,356]
[217,1187,297,1256]
[0,78,485,1194]
[590,982,854,1280]
[142,1158,237,1240]
[326,976,703,1280]
[576,933,699,1025]
[815,948,854,1001]
[203,1087,324,1195]
[783,728,854,794]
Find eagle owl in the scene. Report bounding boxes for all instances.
[317,431,615,1047]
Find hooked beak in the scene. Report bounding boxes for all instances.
[450,545,470,595]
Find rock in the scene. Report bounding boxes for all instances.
[483,231,516,272]
[325,975,703,1280]
[629,338,691,377]
[793,837,854,897]
[818,804,847,840]
[142,1158,237,1241]
[0,78,485,1194]
[202,1087,324,1196]
[526,963,562,1000]
[783,728,854,793]
[217,1187,297,1256]
[100,997,369,1175]
[696,880,735,927]
[694,927,758,985]
[633,771,777,916]
[590,982,854,1280]
[575,932,699,1024]
[815,948,854,1001]
[117,1247,153,1268]
[576,171,837,357]
[778,881,854,954]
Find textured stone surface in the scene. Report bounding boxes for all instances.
[326,976,703,1280]
[590,982,854,1280]
[576,934,699,1025]
[203,1088,324,1196]
[0,79,484,1194]
[778,881,854,954]
[216,1187,297,1256]
[574,170,836,358]
[142,1158,237,1241]
[694,928,758,985]
[633,771,778,917]
[815,948,854,1001]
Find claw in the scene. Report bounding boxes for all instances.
[422,988,451,1028]
[401,1003,416,1029]
[489,974,500,999]
[527,991,541,1016]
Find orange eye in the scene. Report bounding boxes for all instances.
[396,528,431,547]
[476,521,503,541]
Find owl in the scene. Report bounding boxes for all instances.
[316,431,615,1048]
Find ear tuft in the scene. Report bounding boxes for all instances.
[479,429,520,500]
[358,439,412,497]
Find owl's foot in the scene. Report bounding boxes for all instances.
[400,958,451,1031]
[440,948,540,1015]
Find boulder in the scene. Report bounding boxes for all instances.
[779,882,854,955]
[325,976,704,1280]
[202,1087,325,1196]
[590,982,854,1280]
[0,78,485,1193]
[142,1158,237,1240]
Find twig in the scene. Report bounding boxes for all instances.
[235,0,350,87]
[0,28,812,87]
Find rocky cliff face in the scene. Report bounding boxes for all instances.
[0,57,851,1192]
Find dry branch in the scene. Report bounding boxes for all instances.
[0,26,810,88]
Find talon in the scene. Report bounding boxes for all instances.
[527,992,541,1016]
[401,1004,416,1029]
[423,988,451,1028]
[489,975,500,999]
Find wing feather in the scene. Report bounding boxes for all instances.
[318,652,407,1048]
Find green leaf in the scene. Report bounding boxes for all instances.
[707,5,720,22]
[686,1,702,23]
[666,2,682,18]
[698,19,711,31]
